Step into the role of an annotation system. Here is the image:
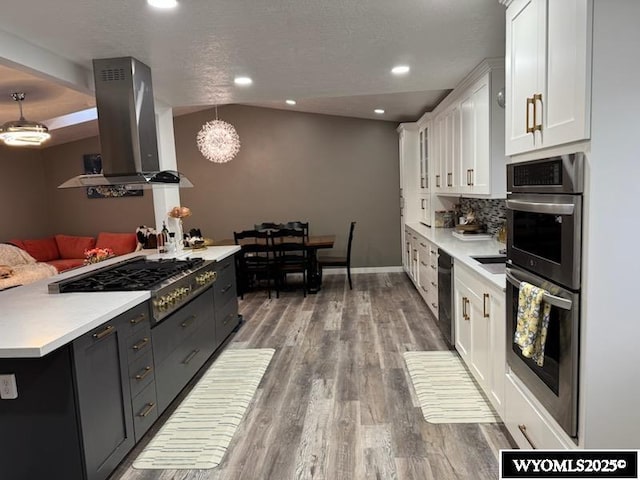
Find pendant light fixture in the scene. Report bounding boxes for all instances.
[0,92,51,146]
[196,106,240,163]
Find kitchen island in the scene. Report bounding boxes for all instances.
[0,245,240,480]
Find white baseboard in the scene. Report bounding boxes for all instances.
[322,266,404,275]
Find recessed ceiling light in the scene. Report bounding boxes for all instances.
[147,0,178,9]
[391,65,410,75]
[374,109,385,114]
[234,76,253,86]
[285,99,297,105]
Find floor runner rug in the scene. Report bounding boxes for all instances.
[404,350,500,423]
[133,348,275,469]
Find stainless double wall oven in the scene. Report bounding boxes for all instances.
[505,153,583,439]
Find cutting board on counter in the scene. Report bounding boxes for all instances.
[452,231,494,241]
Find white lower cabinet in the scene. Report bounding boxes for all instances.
[505,372,576,450]
[454,262,505,417]
[405,227,438,318]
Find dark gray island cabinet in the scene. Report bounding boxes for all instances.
[0,258,240,480]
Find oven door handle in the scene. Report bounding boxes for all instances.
[506,271,573,311]
[506,199,575,215]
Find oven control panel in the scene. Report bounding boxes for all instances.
[151,264,217,323]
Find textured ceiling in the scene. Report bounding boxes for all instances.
[0,0,505,145]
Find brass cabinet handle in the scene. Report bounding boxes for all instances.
[221,283,233,294]
[129,313,146,325]
[466,169,470,185]
[526,97,535,133]
[483,293,489,318]
[430,249,436,254]
[135,366,153,381]
[132,337,149,351]
[430,265,436,270]
[183,349,200,365]
[447,172,452,187]
[138,402,156,418]
[420,177,425,188]
[181,314,196,328]
[420,261,427,267]
[420,242,427,248]
[92,325,114,340]
[421,198,425,210]
[413,249,418,261]
[533,93,543,131]
[431,302,438,309]
[431,281,437,287]
[518,424,537,449]
[421,285,428,293]
[469,169,474,186]
[436,174,441,187]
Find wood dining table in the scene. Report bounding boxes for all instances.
[213,235,335,293]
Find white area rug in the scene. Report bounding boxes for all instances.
[404,350,500,424]
[133,348,275,470]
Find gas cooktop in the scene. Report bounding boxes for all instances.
[48,256,208,293]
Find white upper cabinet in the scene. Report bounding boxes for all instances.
[505,0,592,155]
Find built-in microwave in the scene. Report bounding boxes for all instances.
[506,154,584,290]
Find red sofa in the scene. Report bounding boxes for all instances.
[9,232,138,272]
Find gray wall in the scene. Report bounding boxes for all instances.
[1,105,401,267]
[0,145,52,241]
[175,105,401,267]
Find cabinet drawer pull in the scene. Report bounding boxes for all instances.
[430,265,436,270]
[138,402,156,418]
[462,297,469,320]
[533,93,543,132]
[447,172,452,187]
[431,281,437,287]
[431,302,438,309]
[420,261,427,267]
[420,242,427,248]
[135,366,153,381]
[421,285,428,293]
[92,325,114,340]
[132,337,149,351]
[183,349,200,365]
[469,169,474,186]
[421,198,425,210]
[435,175,441,188]
[223,312,235,325]
[129,313,146,325]
[518,424,537,449]
[526,97,535,133]
[430,249,436,254]
[221,283,233,294]
[181,315,196,328]
[483,293,489,318]
[222,261,232,271]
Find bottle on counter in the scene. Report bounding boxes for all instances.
[167,232,177,254]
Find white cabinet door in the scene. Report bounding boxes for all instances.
[541,0,591,148]
[433,116,445,192]
[505,0,543,155]
[469,289,490,392]
[459,75,490,195]
[506,0,591,155]
[454,276,472,363]
[490,290,506,417]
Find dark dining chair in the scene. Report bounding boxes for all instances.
[234,229,274,299]
[284,221,309,240]
[270,227,308,297]
[254,222,283,232]
[318,221,356,290]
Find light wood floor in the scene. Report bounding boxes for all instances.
[112,273,515,480]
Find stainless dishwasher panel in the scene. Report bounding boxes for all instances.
[437,249,454,346]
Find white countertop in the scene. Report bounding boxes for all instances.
[0,245,240,359]
[405,223,506,290]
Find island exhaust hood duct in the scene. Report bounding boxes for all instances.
[58,57,193,189]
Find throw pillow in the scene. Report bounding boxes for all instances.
[55,234,97,259]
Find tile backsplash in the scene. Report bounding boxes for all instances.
[459,198,506,235]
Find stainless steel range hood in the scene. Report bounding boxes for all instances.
[58,57,192,189]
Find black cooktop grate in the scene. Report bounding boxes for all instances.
[56,257,205,292]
